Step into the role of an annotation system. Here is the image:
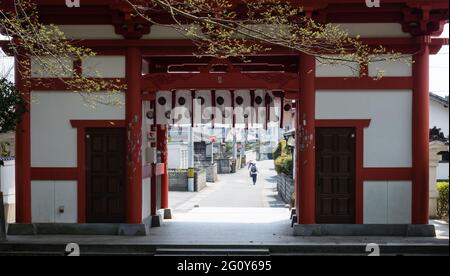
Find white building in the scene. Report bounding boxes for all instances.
[429,93,449,181]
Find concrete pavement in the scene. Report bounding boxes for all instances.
[169,157,286,211]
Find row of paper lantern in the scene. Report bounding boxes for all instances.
[144,90,295,129]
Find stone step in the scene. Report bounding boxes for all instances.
[0,242,448,256]
[154,248,270,256]
[7,223,148,236]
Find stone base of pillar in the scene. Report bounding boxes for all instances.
[151,214,162,228]
[293,224,436,237]
[163,208,172,220]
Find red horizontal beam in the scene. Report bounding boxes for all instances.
[70,120,126,128]
[2,37,446,57]
[316,77,413,90]
[316,119,371,128]
[31,168,78,180]
[362,168,413,180]
[141,72,299,91]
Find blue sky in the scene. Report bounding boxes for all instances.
[1,25,449,97]
[430,24,449,97]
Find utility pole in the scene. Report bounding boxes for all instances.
[187,126,195,192]
[232,128,238,160]
[241,128,246,162]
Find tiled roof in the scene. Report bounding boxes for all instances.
[430,92,449,107]
[0,157,14,161]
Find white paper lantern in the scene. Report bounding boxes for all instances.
[193,90,213,126]
[268,95,282,128]
[155,91,172,125]
[214,90,232,127]
[233,90,252,129]
[282,99,295,131]
[173,90,192,127]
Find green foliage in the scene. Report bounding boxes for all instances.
[0,141,11,157]
[0,78,27,134]
[245,143,254,151]
[225,142,233,154]
[273,140,283,161]
[273,140,291,160]
[437,182,449,220]
[274,140,293,176]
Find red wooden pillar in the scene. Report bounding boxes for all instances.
[296,53,316,225]
[15,55,31,223]
[157,125,169,209]
[412,37,430,224]
[150,162,157,216]
[126,47,143,224]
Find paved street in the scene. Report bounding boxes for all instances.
[169,155,286,211]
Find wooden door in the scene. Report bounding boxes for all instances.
[86,128,126,223]
[316,128,356,224]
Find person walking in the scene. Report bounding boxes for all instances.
[249,161,259,185]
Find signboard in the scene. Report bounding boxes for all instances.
[187,168,195,178]
[148,131,157,143]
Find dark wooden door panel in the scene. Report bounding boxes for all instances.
[316,128,356,224]
[86,128,126,223]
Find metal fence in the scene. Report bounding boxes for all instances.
[277,173,294,204]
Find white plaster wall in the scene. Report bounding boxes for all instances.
[333,23,411,38]
[31,91,125,167]
[142,177,151,221]
[54,181,78,223]
[316,90,412,167]
[31,57,73,78]
[0,160,15,204]
[430,100,449,136]
[316,59,360,77]
[437,163,449,181]
[363,181,387,224]
[168,143,189,169]
[56,25,123,39]
[369,56,413,77]
[387,181,412,224]
[82,56,126,78]
[363,181,412,224]
[31,180,77,223]
[31,181,53,223]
